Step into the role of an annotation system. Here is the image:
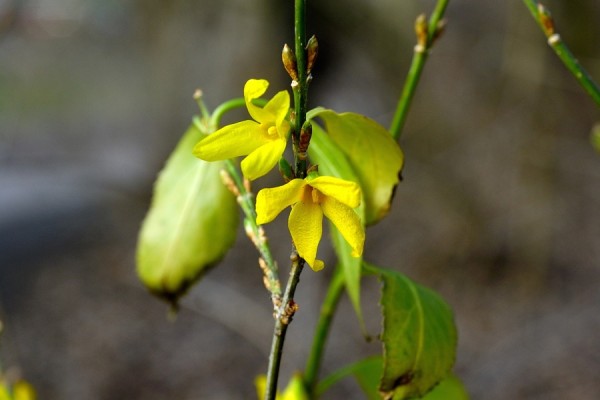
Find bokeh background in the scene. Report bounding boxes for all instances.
[1,0,599,399]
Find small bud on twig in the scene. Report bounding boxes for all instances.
[220,169,240,197]
[244,218,258,245]
[298,121,312,160]
[243,177,252,194]
[433,19,447,43]
[306,35,319,75]
[415,13,428,53]
[282,44,299,82]
[537,3,555,37]
[307,164,319,175]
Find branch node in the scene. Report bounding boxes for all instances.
[547,33,561,46]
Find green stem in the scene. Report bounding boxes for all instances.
[265,254,305,400]
[209,97,246,129]
[389,0,449,140]
[304,267,345,398]
[293,0,308,178]
[265,1,309,398]
[522,0,600,108]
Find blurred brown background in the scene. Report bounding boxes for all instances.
[1,0,599,399]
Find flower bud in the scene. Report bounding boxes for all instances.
[282,44,298,81]
[298,121,312,157]
[415,14,428,53]
[306,35,318,74]
[537,3,555,37]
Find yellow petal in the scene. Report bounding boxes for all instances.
[13,382,36,400]
[308,176,361,208]
[0,384,10,400]
[289,200,324,271]
[244,79,271,123]
[321,196,365,257]
[254,375,267,400]
[256,179,305,225]
[241,138,287,181]
[193,120,267,161]
[263,90,291,135]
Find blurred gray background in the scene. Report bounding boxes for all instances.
[1,0,599,399]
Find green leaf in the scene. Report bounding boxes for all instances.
[317,356,383,400]
[364,263,457,400]
[318,356,468,400]
[308,124,365,326]
[136,121,239,306]
[308,108,404,225]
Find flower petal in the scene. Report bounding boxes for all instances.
[321,196,365,257]
[244,79,271,123]
[256,179,305,225]
[241,138,287,180]
[193,120,267,161]
[263,90,291,135]
[289,200,324,271]
[309,176,361,208]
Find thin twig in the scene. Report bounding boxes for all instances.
[389,0,449,140]
[265,253,305,400]
[522,0,600,107]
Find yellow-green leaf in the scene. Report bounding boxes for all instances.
[318,356,468,400]
[364,263,457,399]
[136,121,238,306]
[317,356,383,400]
[308,108,404,225]
[308,124,365,326]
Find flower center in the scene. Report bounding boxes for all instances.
[299,185,322,205]
[267,126,278,137]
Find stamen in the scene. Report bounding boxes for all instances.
[311,188,321,204]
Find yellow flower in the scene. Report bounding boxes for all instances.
[255,374,308,400]
[193,79,290,180]
[0,380,35,400]
[256,175,365,271]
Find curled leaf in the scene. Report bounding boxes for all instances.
[137,121,238,307]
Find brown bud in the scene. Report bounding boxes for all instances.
[432,19,447,42]
[282,44,298,81]
[306,35,319,74]
[414,13,428,53]
[537,3,555,37]
[298,122,312,156]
